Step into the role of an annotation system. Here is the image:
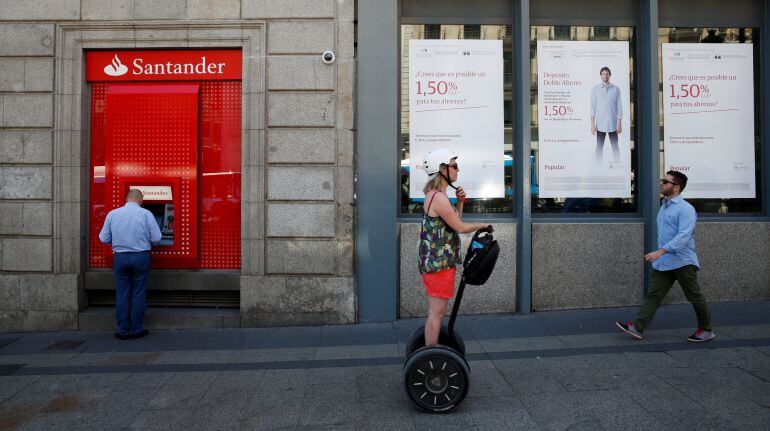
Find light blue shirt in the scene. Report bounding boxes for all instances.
[99,202,162,253]
[653,195,700,271]
[590,82,622,132]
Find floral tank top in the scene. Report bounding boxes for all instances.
[418,192,461,274]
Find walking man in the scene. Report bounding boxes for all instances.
[99,189,161,340]
[615,171,715,342]
[590,66,622,163]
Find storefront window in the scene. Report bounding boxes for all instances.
[399,24,514,215]
[658,28,762,214]
[530,26,638,214]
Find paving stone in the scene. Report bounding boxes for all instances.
[127,406,200,431]
[750,367,770,382]
[497,367,567,396]
[356,364,402,402]
[192,371,266,425]
[0,353,79,367]
[620,374,703,421]
[0,375,41,404]
[690,392,770,429]
[151,347,317,365]
[23,373,129,398]
[465,360,514,398]
[314,343,399,360]
[554,368,625,392]
[465,395,538,431]
[665,346,770,371]
[254,369,311,406]
[580,389,666,431]
[243,403,303,430]
[355,401,418,431]
[296,399,356,430]
[719,323,770,339]
[145,372,220,409]
[518,390,608,431]
[116,372,176,391]
[305,366,357,385]
[558,332,651,348]
[493,355,594,373]
[478,335,567,353]
[66,352,158,366]
[78,389,153,430]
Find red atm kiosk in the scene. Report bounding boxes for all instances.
[87,50,242,270]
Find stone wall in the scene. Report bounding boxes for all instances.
[532,223,644,310]
[0,0,356,331]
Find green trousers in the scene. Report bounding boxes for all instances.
[633,265,712,333]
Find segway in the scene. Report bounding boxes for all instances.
[403,226,500,412]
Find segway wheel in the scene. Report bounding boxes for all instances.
[404,325,465,358]
[403,345,470,413]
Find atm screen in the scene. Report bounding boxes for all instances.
[145,203,174,246]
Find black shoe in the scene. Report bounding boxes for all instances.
[132,329,149,339]
[115,332,131,340]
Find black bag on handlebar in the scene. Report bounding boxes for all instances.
[462,228,500,286]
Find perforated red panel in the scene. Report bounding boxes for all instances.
[89,76,242,270]
[89,83,109,268]
[199,82,242,268]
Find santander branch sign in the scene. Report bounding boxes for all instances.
[86,49,241,82]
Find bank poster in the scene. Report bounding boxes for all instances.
[662,43,755,198]
[536,41,632,198]
[408,39,505,199]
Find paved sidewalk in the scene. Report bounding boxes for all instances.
[1,300,770,430]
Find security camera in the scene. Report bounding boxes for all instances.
[321,50,335,64]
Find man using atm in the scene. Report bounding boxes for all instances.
[99,189,162,340]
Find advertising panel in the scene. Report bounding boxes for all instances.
[662,43,755,198]
[536,41,632,198]
[408,39,505,199]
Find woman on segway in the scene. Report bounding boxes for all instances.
[419,148,491,346]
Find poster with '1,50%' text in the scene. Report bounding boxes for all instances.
[662,43,755,198]
[408,39,505,199]
[537,41,632,198]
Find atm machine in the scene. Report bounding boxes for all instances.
[125,183,175,246]
[88,50,242,273]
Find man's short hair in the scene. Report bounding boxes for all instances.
[600,66,611,75]
[127,189,143,200]
[666,170,688,191]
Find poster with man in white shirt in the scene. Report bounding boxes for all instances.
[537,41,632,198]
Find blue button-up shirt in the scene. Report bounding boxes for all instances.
[99,202,162,253]
[653,195,700,271]
[590,82,622,133]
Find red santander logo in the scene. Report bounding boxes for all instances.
[104,54,128,77]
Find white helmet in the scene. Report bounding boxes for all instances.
[422,148,458,176]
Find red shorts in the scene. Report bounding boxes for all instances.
[422,267,456,299]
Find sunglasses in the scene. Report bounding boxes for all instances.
[447,163,459,170]
[660,179,678,186]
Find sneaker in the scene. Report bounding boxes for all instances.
[615,321,643,340]
[687,329,715,343]
[114,332,131,340]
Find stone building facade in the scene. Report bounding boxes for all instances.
[0,0,355,331]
